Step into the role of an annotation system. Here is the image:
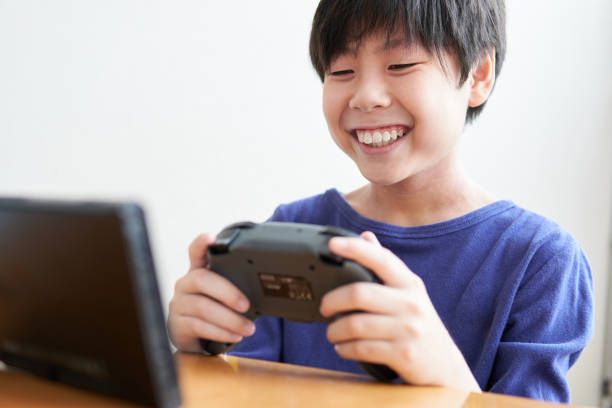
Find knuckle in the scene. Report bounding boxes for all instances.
[193,269,211,291]
[398,296,411,312]
[411,321,424,339]
[175,335,190,349]
[411,275,425,290]
[326,324,338,342]
[173,276,187,293]
[412,302,425,318]
[398,318,411,334]
[345,316,363,336]
[168,297,178,314]
[349,284,370,306]
[196,297,211,318]
[170,323,187,343]
[187,318,201,337]
[399,297,419,316]
[353,341,374,358]
[399,343,414,364]
[401,318,421,339]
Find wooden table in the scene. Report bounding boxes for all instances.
[0,353,595,407]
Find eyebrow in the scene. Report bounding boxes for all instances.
[343,37,413,56]
[380,38,409,52]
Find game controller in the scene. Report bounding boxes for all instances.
[198,221,399,382]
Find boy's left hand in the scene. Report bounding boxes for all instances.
[320,231,481,392]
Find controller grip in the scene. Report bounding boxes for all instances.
[334,311,398,381]
[199,338,237,355]
[199,339,399,381]
[199,309,259,355]
[359,362,399,382]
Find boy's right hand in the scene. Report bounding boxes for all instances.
[167,233,256,353]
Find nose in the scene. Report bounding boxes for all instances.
[348,75,392,112]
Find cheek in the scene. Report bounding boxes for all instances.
[322,84,353,151]
[322,83,344,129]
[414,79,467,132]
[322,90,333,125]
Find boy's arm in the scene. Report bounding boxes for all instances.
[487,236,593,402]
[321,232,481,392]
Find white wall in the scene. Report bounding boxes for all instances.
[1,1,610,405]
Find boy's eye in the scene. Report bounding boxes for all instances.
[388,63,417,71]
[330,69,354,76]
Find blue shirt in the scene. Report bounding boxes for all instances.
[229,188,593,402]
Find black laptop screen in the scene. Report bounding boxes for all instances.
[0,198,180,408]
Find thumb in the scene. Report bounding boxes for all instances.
[188,233,217,269]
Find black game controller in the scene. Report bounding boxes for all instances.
[199,221,399,382]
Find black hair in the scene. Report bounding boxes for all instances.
[309,0,506,123]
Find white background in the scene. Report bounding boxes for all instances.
[1,1,611,405]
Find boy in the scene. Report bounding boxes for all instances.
[167,0,593,402]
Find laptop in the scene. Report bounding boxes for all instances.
[0,197,181,408]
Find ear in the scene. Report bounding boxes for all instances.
[468,49,496,108]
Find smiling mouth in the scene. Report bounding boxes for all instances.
[353,125,409,147]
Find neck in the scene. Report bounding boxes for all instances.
[346,153,496,227]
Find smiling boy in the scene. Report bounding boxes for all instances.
[168,0,593,402]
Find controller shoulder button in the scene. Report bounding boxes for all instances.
[225,221,256,230]
[209,228,242,255]
[318,225,356,237]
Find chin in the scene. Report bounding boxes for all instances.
[359,169,408,187]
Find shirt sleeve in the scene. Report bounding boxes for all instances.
[487,232,594,402]
[226,204,289,362]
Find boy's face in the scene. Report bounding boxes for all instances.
[322,32,472,186]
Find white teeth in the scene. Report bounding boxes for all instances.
[373,131,382,144]
[355,127,408,147]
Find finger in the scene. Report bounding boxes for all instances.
[333,339,395,367]
[327,313,402,343]
[175,268,250,313]
[171,293,255,337]
[320,282,418,317]
[188,233,217,269]
[329,237,417,288]
[360,231,380,246]
[170,315,244,349]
